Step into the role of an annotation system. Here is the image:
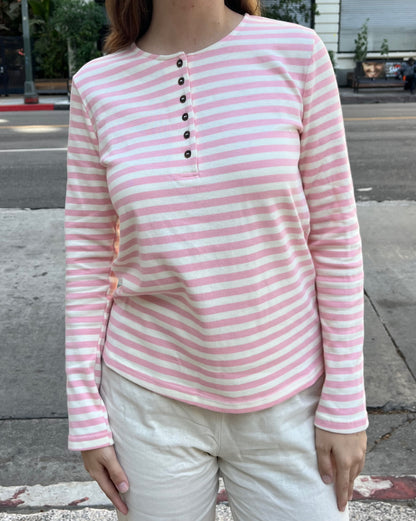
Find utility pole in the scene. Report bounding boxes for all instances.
[21,0,38,104]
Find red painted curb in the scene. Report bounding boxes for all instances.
[0,104,55,112]
[352,476,416,501]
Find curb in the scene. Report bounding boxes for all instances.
[339,95,416,104]
[0,103,69,112]
[0,476,415,511]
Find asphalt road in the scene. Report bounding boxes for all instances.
[0,103,415,208]
[344,104,416,201]
[0,113,68,209]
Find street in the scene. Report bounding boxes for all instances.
[0,112,67,208]
[344,104,416,201]
[0,103,416,207]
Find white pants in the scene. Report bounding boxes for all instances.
[100,362,348,521]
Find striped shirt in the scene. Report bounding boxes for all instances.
[65,13,368,451]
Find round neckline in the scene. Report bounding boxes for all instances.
[133,13,249,61]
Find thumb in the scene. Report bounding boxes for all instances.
[315,428,334,485]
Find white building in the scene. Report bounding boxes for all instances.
[261,0,416,85]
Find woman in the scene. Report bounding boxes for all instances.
[65,1,367,520]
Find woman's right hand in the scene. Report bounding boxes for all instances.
[81,445,129,515]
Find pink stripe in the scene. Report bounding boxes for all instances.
[106,319,319,377]
[68,429,110,442]
[315,417,368,432]
[104,354,322,405]
[142,278,314,320]
[118,270,315,330]
[112,169,298,204]
[320,391,364,402]
[69,416,108,429]
[318,403,366,416]
[104,342,322,392]
[68,404,105,415]
[118,189,303,221]
[132,217,299,248]
[123,202,307,233]
[119,244,306,280]
[133,257,313,291]
[110,285,318,350]
[323,376,364,388]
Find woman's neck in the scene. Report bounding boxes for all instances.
[137,0,244,55]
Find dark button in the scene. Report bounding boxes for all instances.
[178,77,185,85]
[184,130,190,139]
[180,95,186,103]
[184,150,192,158]
[182,113,189,121]
[177,59,183,68]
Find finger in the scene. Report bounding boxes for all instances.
[93,467,129,515]
[106,454,130,496]
[335,466,350,512]
[315,435,334,484]
[348,462,362,501]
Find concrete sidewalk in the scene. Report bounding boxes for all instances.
[0,201,415,519]
[339,86,416,104]
[0,86,416,111]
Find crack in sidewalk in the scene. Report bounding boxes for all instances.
[367,414,416,453]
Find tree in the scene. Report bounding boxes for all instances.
[261,0,318,25]
[354,19,369,63]
[28,0,68,78]
[380,38,389,58]
[53,0,107,75]
[0,0,23,35]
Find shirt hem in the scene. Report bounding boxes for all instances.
[102,357,325,414]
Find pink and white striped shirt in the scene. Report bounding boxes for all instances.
[65,14,368,451]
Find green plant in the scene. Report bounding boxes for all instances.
[261,0,319,25]
[380,38,389,57]
[53,0,107,75]
[28,0,68,78]
[29,0,52,24]
[354,18,369,62]
[33,25,68,78]
[0,0,22,35]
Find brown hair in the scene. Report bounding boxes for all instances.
[104,0,262,54]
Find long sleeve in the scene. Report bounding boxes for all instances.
[65,80,118,451]
[299,34,368,433]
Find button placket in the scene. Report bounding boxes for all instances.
[176,55,197,174]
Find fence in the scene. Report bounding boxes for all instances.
[0,36,25,94]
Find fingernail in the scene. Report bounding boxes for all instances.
[322,475,333,484]
[117,481,129,493]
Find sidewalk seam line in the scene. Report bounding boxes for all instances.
[364,288,416,383]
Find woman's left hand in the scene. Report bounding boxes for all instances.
[315,427,367,512]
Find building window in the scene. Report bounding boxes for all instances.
[339,0,416,53]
